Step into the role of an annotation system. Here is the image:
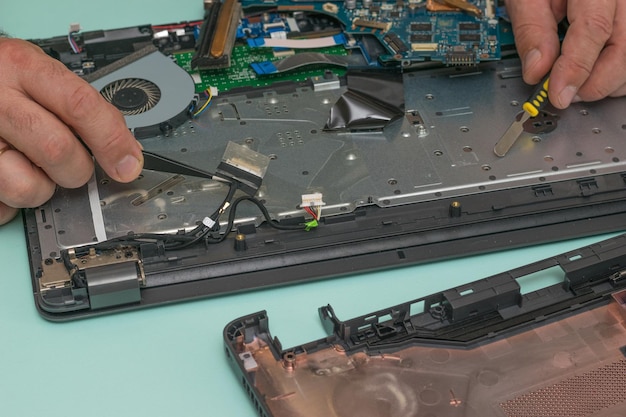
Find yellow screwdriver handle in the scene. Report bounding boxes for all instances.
[522,77,550,117]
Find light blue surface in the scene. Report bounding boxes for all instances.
[1,0,205,39]
[1,216,618,417]
[0,4,623,417]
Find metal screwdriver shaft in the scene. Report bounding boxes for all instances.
[494,77,550,157]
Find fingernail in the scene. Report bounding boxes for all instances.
[524,48,542,74]
[115,154,142,182]
[571,95,582,103]
[557,86,578,108]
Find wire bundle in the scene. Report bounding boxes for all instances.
[67,30,82,53]
[190,87,213,118]
[87,182,315,255]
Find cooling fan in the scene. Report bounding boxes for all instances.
[100,78,161,116]
[87,47,195,138]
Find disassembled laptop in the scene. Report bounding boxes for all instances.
[25,0,626,322]
[226,233,626,416]
[23,0,626,414]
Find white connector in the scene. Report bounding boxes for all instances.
[202,217,216,228]
[301,192,325,208]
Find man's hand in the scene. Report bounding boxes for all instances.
[505,0,626,109]
[0,38,144,225]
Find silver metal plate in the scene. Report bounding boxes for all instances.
[38,60,626,254]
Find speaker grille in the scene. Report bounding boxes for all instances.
[500,359,626,417]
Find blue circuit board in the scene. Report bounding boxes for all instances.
[239,0,505,66]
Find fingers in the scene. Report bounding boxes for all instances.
[549,0,617,108]
[0,38,144,185]
[23,61,144,183]
[0,38,145,226]
[0,89,97,189]
[0,142,55,214]
[610,83,626,98]
[507,0,624,108]
[0,202,19,226]
[570,0,626,102]
[505,0,566,84]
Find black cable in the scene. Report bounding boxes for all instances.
[208,195,306,244]
[84,185,309,253]
[90,182,237,251]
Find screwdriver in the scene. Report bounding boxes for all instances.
[493,77,550,157]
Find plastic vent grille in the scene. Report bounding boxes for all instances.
[500,359,626,417]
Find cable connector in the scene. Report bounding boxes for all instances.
[218,201,231,215]
[301,193,324,208]
[202,217,216,228]
[301,193,324,223]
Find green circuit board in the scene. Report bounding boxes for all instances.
[173,44,348,94]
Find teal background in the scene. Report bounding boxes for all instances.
[1,219,618,417]
[0,4,622,417]
[1,1,205,39]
